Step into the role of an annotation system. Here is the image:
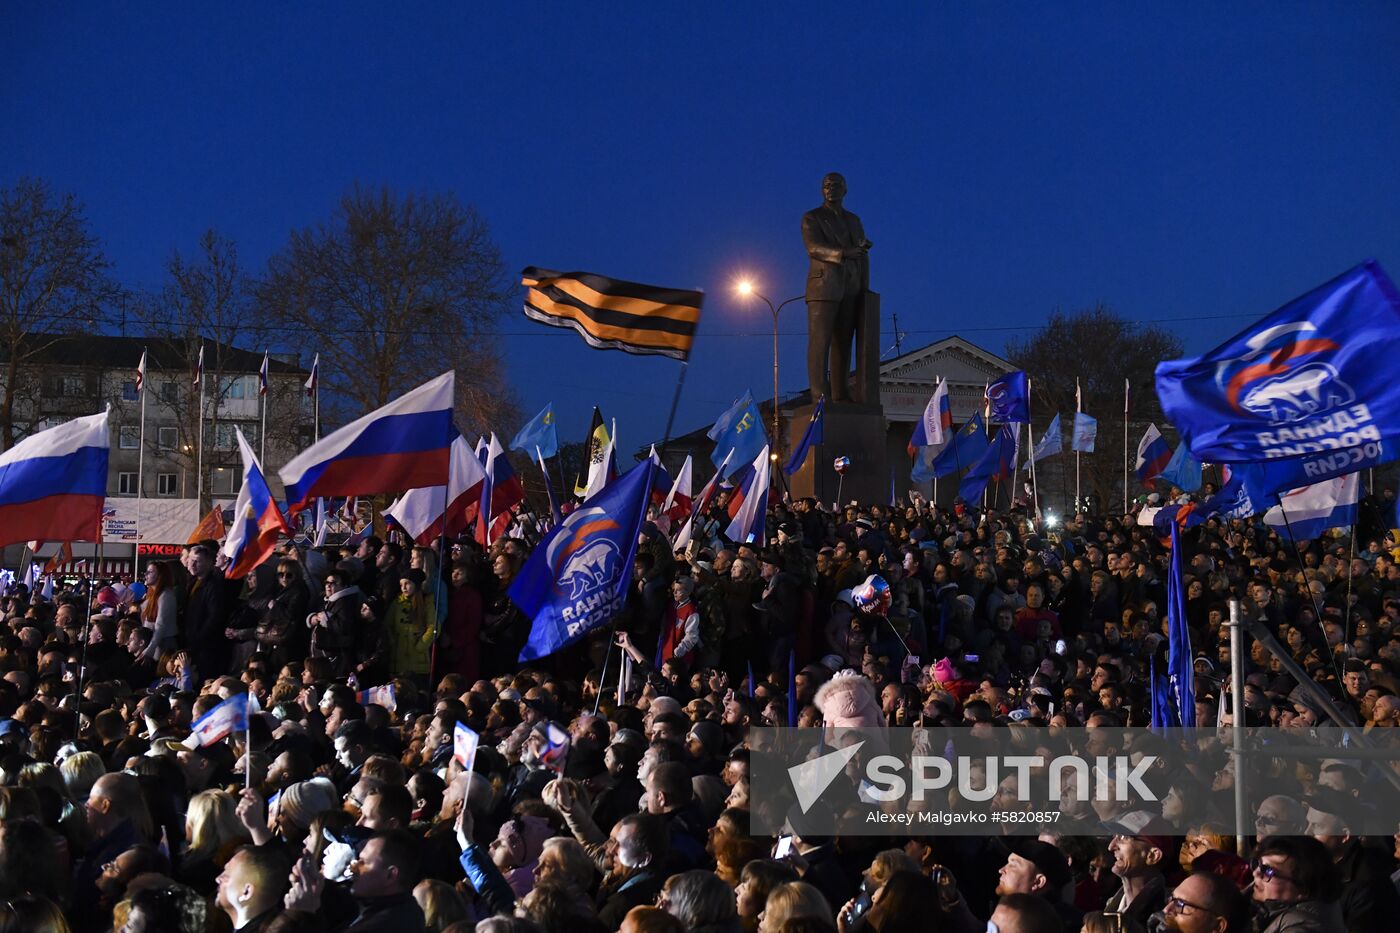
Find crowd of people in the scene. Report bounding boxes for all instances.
[3,477,1400,933]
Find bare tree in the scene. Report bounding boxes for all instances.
[1006,305,1184,511]
[0,179,120,449]
[259,184,516,436]
[130,231,308,501]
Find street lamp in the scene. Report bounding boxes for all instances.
[735,279,803,460]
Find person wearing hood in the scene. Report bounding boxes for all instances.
[386,568,435,681]
[308,568,363,677]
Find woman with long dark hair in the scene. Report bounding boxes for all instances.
[139,562,178,660]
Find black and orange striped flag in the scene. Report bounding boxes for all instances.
[521,267,702,361]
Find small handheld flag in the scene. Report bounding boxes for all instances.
[356,684,397,712]
[453,721,480,771]
[183,692,249,748]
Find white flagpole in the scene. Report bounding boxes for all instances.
[1075,377,1082,514]
[260,351,268,465]
[1026,378,1040,520]
[313,361,320,442]
[195,343,205,509]
[136,348,147,579]
[1122,377,1130,514]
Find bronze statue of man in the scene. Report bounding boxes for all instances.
[802,172,872,404]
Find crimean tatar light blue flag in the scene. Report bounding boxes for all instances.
[1071,412,1098,453]
[932,413,990,479]
[1158,442,1202,493]
[1155,260,1400,480]
[510,403,558,459]
[708,390,767,479]
[1022,414,1062,469]
[513,459,656,661]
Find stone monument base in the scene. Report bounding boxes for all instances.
[786,400,888,508]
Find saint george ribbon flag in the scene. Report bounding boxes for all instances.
[521,267,702,361]
[279,372,455,520]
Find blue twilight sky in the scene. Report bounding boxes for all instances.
[5,3,1399,449]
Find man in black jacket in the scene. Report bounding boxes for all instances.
[185,544,232,677]
[756,550,801,677]
[341,829,427,931]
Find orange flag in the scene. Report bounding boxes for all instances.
[42,542,72,574]
[187,507,226,545]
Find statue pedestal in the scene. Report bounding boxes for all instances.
[787,401,888,508]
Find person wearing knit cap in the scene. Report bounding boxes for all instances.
[386,567,435,679]
[277,776,340,836]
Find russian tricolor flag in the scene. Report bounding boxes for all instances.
[222,428,292,580]
[477,433,525,545]
[673,450,730,549]
[183,692,250,748]
[0,409,109,548]
[908,378,952,455]
[1135,423,1173,487]
[660,454,693,525]
[1264,472,1361,540]
[278,372,454,519]
[724,445,770,545]
[385,435,487,544]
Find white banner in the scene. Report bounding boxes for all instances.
[102,498,201,545]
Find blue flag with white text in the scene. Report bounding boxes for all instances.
[1156,260,1400,468]
[510,403,558,459]
[1071,412,1098,453]
[513,460,655,661]
[708,391,767,478]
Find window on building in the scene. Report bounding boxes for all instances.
[157,473,177,497]
[210,466,238,496]
[121,380,139,402]
[61,374,86,397]
[117,472,138,496]
[221,376,247,400]
[159,381,179,404]
[157,426,178,450]
[118,426,140,449]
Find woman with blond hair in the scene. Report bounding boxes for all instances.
[759,881,832,933]
[60,750,106,804]
[176,789,250,890]
[414,878,470,932]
